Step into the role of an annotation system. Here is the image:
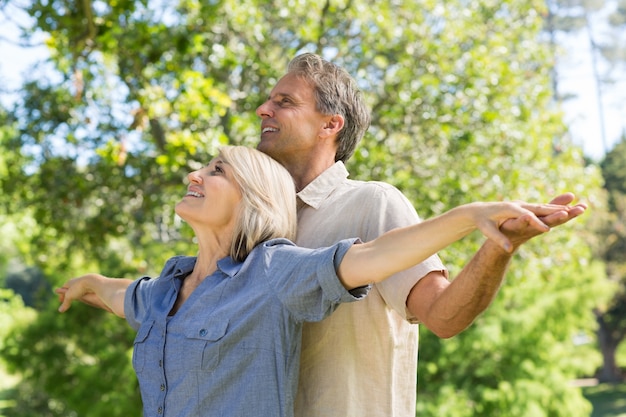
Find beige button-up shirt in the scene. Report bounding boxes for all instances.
[294,162,447,417]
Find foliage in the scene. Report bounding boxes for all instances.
[0,289,37,415]
[0,0,610,415]
[2,301,140,417]
[601,135,626,203]
[592,135,626,382]
[412,93,608,413]
[0,290,36,352]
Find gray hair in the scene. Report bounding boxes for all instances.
[287,53,371,162]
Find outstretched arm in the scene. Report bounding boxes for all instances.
[337,201,572,290]
[56,274,132,318]
[406,193,587,338]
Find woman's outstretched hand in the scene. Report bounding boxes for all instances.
[470,198,585,252]
[55,274,130,317]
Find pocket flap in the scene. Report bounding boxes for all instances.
[134,320,155,343]
[185,319,229,341]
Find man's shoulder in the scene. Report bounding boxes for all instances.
[318,162,405,196]
[342,177,405,196]
[339,177,414,210]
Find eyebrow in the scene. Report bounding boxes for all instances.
[207,159,233,173]
[268,91,296,101]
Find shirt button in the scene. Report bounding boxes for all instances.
[159,360,163,367]
[199,328,208,337]
[160,384,165,391]
[157,406,163,414]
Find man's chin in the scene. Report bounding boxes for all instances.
[257,140,275,156]
[257,143,287,165]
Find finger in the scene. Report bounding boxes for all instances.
[55,287,67,303]
[477,220,514,252]
[58,298,72,313]
[539,203,587,227]
[58,285,80,313]
[519,203,572,218]
[513,210,553,231]
[538,210,569,227]
[548,193,575,206]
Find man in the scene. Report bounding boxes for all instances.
[254,53,586,417]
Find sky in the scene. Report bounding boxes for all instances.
[556,22,626,161]
[0,13,624,162]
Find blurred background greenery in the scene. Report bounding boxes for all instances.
[0,0,625,415]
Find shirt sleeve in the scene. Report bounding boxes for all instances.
[268,239,369,323]
[124,276,154,331]
[357,183,448,322]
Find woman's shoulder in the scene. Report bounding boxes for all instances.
[255,238,356,261]
[157,255,197,280]
[260,237,296,248]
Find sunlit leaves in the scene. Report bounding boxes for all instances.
[0,0,611,415]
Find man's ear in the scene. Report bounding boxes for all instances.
[320,114,345,138]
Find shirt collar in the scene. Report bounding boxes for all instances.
[171,255,242,279]
[217,256,243,277]
[172,256,197,279]
[296,161,349,209]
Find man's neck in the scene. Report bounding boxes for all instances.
[283,157,335,192]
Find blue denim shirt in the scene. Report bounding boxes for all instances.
[125,238,368,417]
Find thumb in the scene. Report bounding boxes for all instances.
[477,220,513,253]
[56,288,72,313]
[58,299,72,313]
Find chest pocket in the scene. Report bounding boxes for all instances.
[132,320,155,373]
[184,319,229,371]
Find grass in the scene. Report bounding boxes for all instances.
[584,382,626,417]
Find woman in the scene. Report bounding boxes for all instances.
[57,146,569,417]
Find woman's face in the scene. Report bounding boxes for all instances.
[175,157,242,232]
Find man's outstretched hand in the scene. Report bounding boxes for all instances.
[500,192,587,250]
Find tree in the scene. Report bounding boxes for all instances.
[0,0,609,415]
[545,0,626,158]
[593,134,626,383]
[605,0,626,62]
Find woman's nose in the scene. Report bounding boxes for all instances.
[187,170,202,183]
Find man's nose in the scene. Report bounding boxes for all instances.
[256,101,272,118]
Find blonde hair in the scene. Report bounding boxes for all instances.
[218,146,297,262]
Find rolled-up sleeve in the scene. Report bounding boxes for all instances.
[268,238,369,322]
[124,277,154,331]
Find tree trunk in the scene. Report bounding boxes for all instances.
[595,312,624,383]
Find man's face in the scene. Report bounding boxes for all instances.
[256,73,328,165]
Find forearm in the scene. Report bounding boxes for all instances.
[339,205,478,289]
[90,275,132,317]
[57,274,132,318]
[339,200,560,289]
[412,239,512,338]
[408,193,586,338]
